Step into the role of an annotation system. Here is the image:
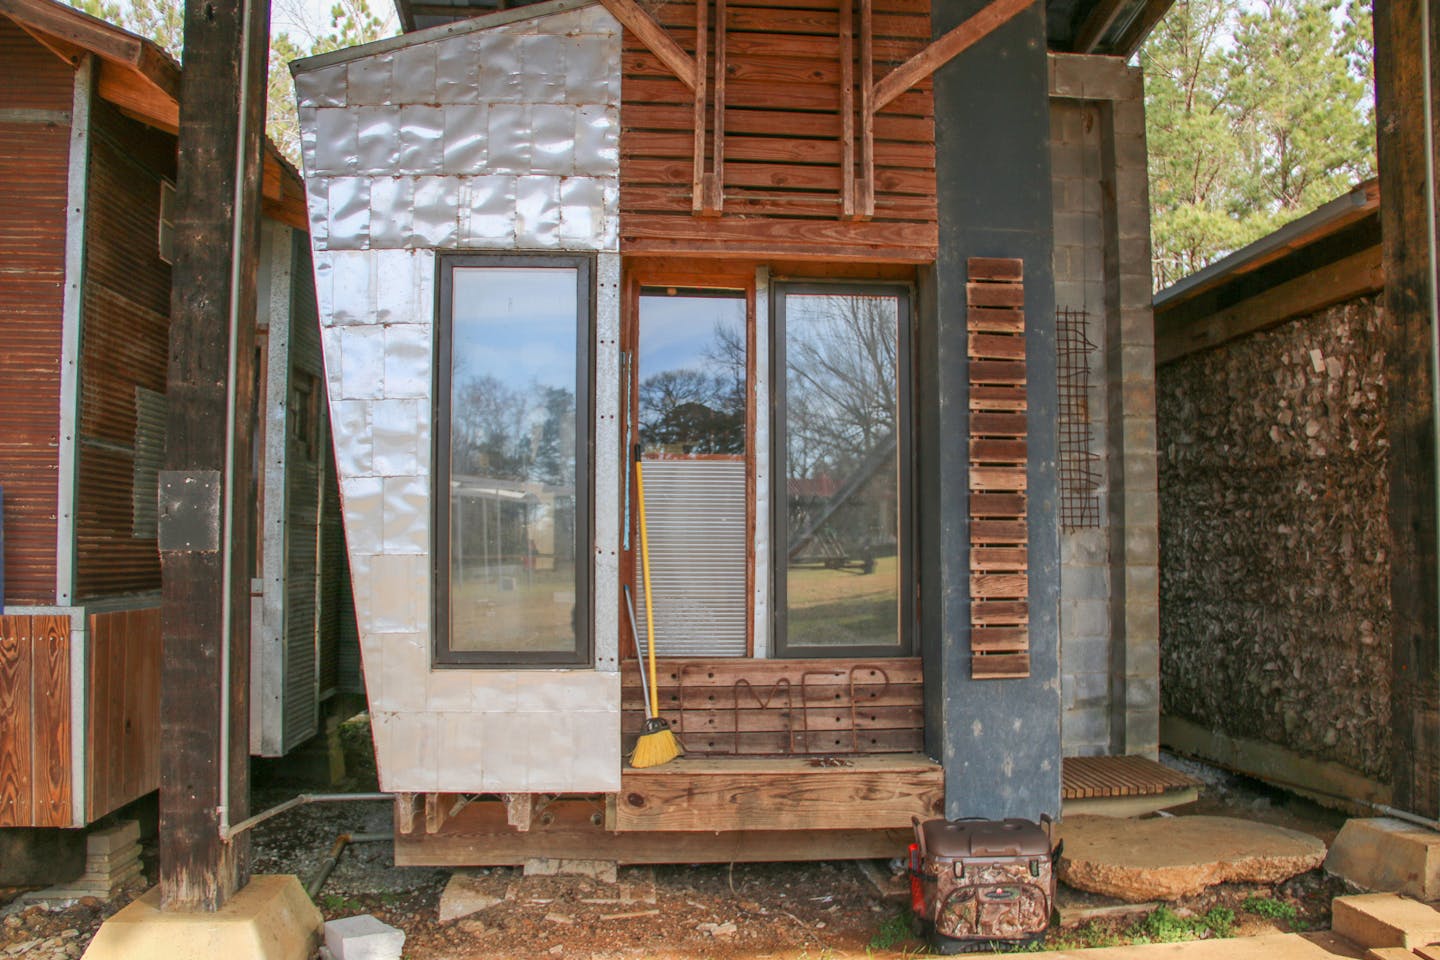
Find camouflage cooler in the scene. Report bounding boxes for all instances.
[908,816,1059,954]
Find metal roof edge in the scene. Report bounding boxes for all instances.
[291,0,600,75]
[1153,179,1380,312]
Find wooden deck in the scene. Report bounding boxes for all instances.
[1062,755,1200,815]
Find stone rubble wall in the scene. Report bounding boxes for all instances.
[1157,294,1391,782]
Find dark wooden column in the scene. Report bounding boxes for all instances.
[1376,0,1440,819]
[158,0,269,910]
[921,0,1061,819]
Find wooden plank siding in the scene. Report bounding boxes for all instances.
[620,657,923,755]
[74,100,174,600]
[619,0,938,261]
[0,614,71,828]
[0,19,72,606]
[85,607,160,822]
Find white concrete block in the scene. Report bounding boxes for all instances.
[324,914,405,960]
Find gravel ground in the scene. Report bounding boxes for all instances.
[0,735,1359,959]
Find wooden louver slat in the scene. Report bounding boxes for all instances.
[967,257,1030,679]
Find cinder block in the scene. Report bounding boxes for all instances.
[324,914,406,960]
[524,858,618,883]
[1332,893,1440,950]
[1327,819,1440,899]
[87,822,140,857]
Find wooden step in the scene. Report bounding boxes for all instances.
[615,753,943,832]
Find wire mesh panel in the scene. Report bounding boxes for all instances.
[1056,307,1101,530]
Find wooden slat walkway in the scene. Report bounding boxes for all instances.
[1062,755,1200,801]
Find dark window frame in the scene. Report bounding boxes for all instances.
[432,252,595,668]
[771,281,916,659]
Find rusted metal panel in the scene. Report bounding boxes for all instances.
[73,101,175,600]
[0,19,75,112]
[0,97,69,604]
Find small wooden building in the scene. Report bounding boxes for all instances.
[1154,180,1390,810]
[0,0,358,833]
[291,0,1182,864]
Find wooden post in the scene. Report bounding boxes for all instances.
[1376,0,1440,819]
[157,0,269,910]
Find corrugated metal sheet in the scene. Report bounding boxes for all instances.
[130,387,165,538]
[0,23,72,605]
[634,459,747,657]
[74,102,174,601]
[282,369,321,752]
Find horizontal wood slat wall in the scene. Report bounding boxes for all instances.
[621,657,923,754]
[620,0,937,261]
[968,258,1030,679]
[0,614,72,827]
[86,607,161,822]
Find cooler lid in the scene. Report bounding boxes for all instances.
[918,818,1051,858]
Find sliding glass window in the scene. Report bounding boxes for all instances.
[434,255,592,666]
[773,284,912,658]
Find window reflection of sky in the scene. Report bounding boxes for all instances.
[452,267,576,388]
[639,293,745,374]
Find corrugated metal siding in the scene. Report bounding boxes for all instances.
[635,459,748,657]
[282,372,320,751]
[0,23,72,605]
[74,101,174,600]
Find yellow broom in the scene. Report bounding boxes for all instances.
[630,446,682,768]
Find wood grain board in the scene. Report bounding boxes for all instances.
[394,795,915,866]
[614,753,943,831]
[619,0,938,260]
[86,607,161,822]
[967,258,1030,679]
[0,614,71,827]
[619,657,924,755]
[1061,755,1201,800]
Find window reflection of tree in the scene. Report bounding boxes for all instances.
[786,295,899,567]
[639,318,747,456]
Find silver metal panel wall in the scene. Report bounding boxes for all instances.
[293,0,623,794]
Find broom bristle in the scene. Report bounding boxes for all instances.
[631,718,683,768]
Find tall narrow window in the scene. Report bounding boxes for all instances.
[774,285,911,657]
[435,255,592,666]
[632,288,749,657]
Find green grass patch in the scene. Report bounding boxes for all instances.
[1243,896,1298,921]
[868,911,914,952]
[1126,906,1235,944]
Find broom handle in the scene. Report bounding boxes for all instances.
[623,584,653,721]
[634,448,661,719]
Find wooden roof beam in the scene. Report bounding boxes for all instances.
[1111,0,1169,57]
[871,0,1032,113]
[1072,0,1128,53]
[598,0,696,90]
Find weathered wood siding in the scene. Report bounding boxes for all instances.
[0,20,72,605]
[0,614,72,828]
[85,607,161,821]
[620,0,937,260]
[74,101,175,600]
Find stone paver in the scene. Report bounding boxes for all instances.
[1058,815,1326,901]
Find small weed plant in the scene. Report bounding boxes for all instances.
[1242,896,1298,921]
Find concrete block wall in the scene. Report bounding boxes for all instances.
[1049,54,1160,759]
[292,0,625,794]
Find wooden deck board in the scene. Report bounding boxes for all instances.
[1062,755,1199,801]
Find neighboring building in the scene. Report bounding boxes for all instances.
[1153,180,1388,809]
[0,0,358,834]
[291,0,1184,865]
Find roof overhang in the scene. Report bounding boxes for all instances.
[0,0,308,230]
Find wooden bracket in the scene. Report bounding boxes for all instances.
[424,792,447,834]
[871,0,1033,113]
[599,0,696,89]
[395,792,419,836]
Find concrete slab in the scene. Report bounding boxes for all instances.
[81,875,322,960]
[324,914,404,960]
[437,872,503,923]
[1326,818,1440,899]
[1331,893,1440,950]
[1058,815,1327,902]
[523,857,617,883]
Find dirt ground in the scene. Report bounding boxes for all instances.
[0,727,1357,960]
